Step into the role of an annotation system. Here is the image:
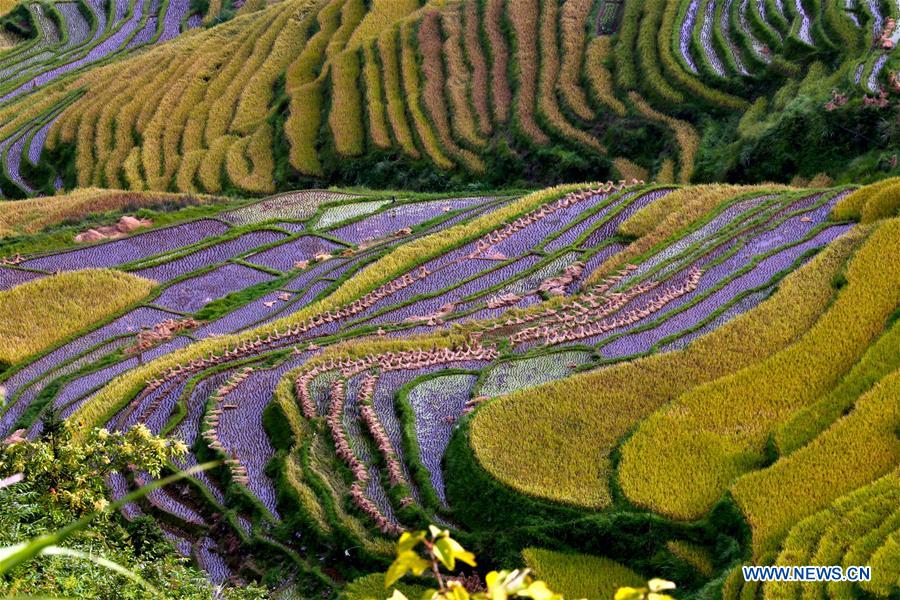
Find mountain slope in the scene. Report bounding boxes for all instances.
[0,0,897,197]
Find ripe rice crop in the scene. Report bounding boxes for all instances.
[584,37,628,117]
[231,11,309,135]
[0,269,154,364]
[1,0,828,194]
[522,548,644,600]
[224,125,277,193]
[345,0,419,50]
[484,0,511,123]
[399,20,455,170]
[175,150,205,193]
[439,7,487,149]
[536,0,605,154]
[287,82,325,176]
[470,230,860,507]
[417,11,484,171]
[508,0,550,146]
[774,318,900,455]
[628,92,700,183]
[617,218,899,520]
[328,50,365,156]
[204,9,285,143]
[834,178,900,224]
[762,470,899,598]
[636,0,685,104]
[666,540,715,576]
[732,366,900,557]
[558,0,596,121]
[361,42,392,149]
[612,157,649,181]
[462,0,492,136]
[376,28,420,159]
[198,136,238,193]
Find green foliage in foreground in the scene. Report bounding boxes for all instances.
[0,419,267,598]
[381,525,675,600]
[1,423,186,514]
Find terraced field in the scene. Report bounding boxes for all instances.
[2,0,899,594]
[2,182,896,597]
[0,0,897,197]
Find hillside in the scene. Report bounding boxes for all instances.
[0,0,897,198]
[1,181,897,597]
[2,0,899,596]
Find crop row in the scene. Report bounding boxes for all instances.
[0,0,764,194]
[469,219,862,508]
[761,469,899,598]
[617,217,899,521]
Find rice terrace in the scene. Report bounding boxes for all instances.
[0,0,898,597]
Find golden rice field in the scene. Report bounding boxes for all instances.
[2,0,893,198]
[0,269,154,363]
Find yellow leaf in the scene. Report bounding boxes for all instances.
[398,531,426,554]
[614,587,644,600]
[648,579,676,593]
[385,551,430,588]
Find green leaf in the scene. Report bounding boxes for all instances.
[0,461,217,576]
[444,583,471,600]
[433,537,455,571]
[486,570,530,597]
[0,543,27,566]
[518,580,564,600]
[42,546,160,596]
[384,550,431,588]
[389,590,410,600]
